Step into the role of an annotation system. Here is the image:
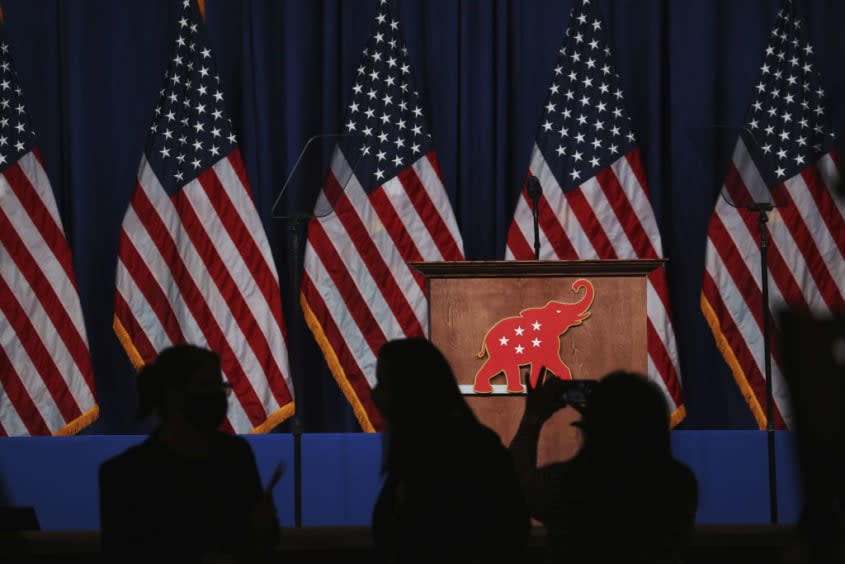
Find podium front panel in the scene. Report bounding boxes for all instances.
[428,273,647,466]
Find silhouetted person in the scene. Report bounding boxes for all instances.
[779,311,845,563]
[99,345,279,564]
[510,370,697,564]
[371,338,530,563]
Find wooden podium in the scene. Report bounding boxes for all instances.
[412,260,663,466]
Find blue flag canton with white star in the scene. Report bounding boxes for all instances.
[338,0,433,192]
[145,0,236,195]
[744,3,836,185]
[0,36,37,173]
[535,0,636,193]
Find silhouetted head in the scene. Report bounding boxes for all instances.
[578,370,671,460]
[136,344,230,433]
[373,338,470,432]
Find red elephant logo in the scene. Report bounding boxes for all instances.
[474,279,594,393]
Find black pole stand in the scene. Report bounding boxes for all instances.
[527,176,542,260]
[287,214,308,528]
[750,202,778,524]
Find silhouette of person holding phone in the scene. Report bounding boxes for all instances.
[99,345,280,563]
[510,370,697,564]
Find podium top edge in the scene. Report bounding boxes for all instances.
[409,259,667,278]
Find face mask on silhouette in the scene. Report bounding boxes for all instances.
[179,365,230,432]
[183,386,229,432]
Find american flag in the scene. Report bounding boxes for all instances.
[301,0,464,431]
[504,0,684,423]
[701,0,842,429]
[114,0,293,433]
[0,30,97,435]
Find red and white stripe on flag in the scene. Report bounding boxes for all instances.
[0,150,97,435]
[700,3,844,429]
[702,140,843,429]
[302,149,464,431]
[300,0,464,431]
[115,152,294,434]
[506,147,685,425]
[114,0,293,433]
[0,23,96,436]
[504,0,684,424]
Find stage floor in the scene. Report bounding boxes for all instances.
[0,525,798,564]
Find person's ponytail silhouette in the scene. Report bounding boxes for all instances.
[371,337,530,563]
[510,370,698,564]
[99,344,279,563]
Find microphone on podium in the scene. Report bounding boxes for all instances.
[526,175,542,260]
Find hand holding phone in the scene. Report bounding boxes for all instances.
[556,380,595,413]
[524,368,571,423]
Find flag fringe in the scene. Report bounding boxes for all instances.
[670,405,686,428]
[250,402,295,434]
[113,315,146,370]
[700,292,767,429]
[114,315,296,432]
[300,293,376,432]
[55,405,99,436]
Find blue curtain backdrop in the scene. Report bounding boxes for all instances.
[3,0,844,433]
